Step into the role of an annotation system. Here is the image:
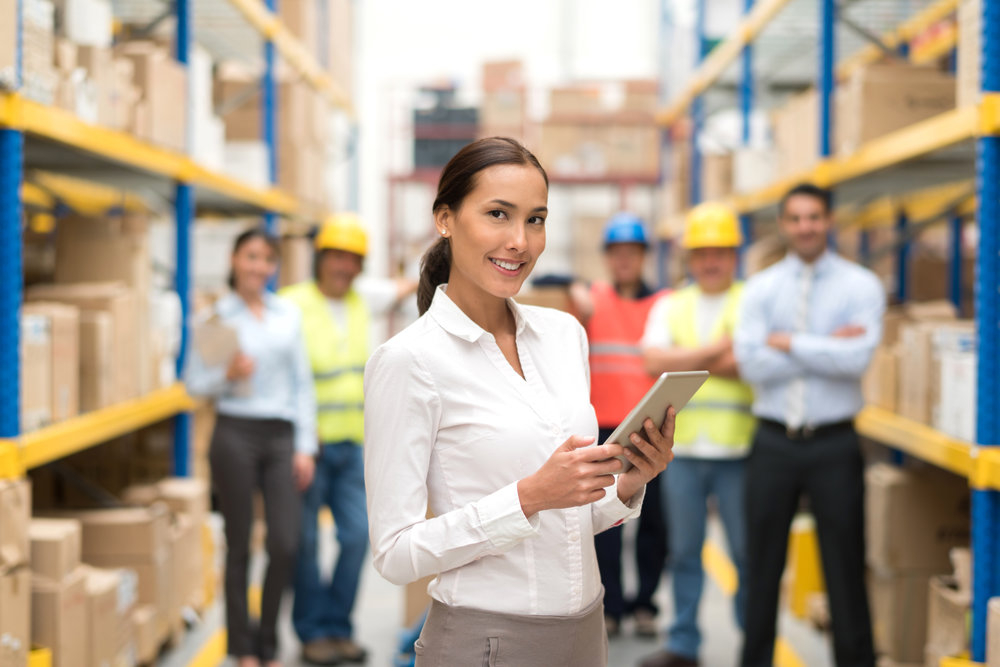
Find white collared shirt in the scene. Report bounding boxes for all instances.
[364,285,644,616]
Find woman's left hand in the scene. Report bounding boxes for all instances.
[293,453,316,492]
[616,406,676,502]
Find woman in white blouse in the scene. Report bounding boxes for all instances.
[364,137,676,666]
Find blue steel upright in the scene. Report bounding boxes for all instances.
[173,0,193,476]
[263,0,279,281]
[738,0,754,277]
[0,0,23,439]
[690,0,707,206]
[818,0,835,158]
[895,212,909,303]
[0,130,23,439]
[972,0,1000,659]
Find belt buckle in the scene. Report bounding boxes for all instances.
[786,425,815,440]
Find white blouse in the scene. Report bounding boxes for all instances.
[364,285,644,617]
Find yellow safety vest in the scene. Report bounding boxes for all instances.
[666,282,755,453]
[280,281,369,444]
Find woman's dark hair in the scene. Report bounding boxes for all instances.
[417,137,548,315]
[228,227,280,290]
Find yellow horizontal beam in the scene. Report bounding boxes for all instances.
[31,171,149,215]
[911,23,959,65]
[188,629,227,667]
[21,183,54,210]
[836,0,959,81]
[856,405,973,479]
[0,93,300,216]
[655,0,794,127]
[5,384,196,472]
[224,0,353,115]
[940,658,983,667]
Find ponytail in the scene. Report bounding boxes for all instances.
[417,237,451,315]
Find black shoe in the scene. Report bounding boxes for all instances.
[638,650,699,667]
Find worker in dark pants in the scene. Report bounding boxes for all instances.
[569,213,668,638]
[734,183,883,667]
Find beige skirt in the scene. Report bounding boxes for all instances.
[414,592,608,667]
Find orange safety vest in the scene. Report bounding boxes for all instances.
[586,282,663,428]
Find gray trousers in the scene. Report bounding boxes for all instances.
[210,415,301,661]
[415,592,608,666]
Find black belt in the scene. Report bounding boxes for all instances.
[759,418,854,441]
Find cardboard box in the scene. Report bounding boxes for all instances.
[22,303,79,423]
[607,124,659,177]
[170,513,203,611]
[702,152,733,201]
[326,0,354,95]
[26,282,138,406]
[932,323,977,442]
[49,506,169,561]
[84,566,132,667]
[156,478,210,523]
[79,310,114,412]
[0,0,16,90]
[21,312,52,432]
[53,214,151,396]
[863,345,899,412]
[87,551,170,645]
[925,575,971,666]
[988,596,1000,667]
[479,90,526,137]
[866,463,970,573]
[279,236,314,288]
[28,519,81,583]
[897,321,941,424]
[773,89,818,178]
[131,604,158,665]
[31,566,87,667]
[117,42,187,152]
[0,567,31,667]
[836,63,956,156]
[869,569,933,663]
[0,480,31,573]
[549,86,603,117]
[483,60,524,92]
[57,0,113,48]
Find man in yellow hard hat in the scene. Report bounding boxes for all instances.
[282,213,415,665]
[639,203,754,667]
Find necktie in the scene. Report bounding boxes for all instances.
[785,265,814,429]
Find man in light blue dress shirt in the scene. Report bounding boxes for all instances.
[734,184,884,667]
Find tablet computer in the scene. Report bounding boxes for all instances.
[604,370,709,472]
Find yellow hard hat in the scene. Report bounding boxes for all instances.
[682,202,743,249]
[315,212,368,257]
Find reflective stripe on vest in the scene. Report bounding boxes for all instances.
[586,282,662,427]
[666,283,755,451]
[280,281,369,444]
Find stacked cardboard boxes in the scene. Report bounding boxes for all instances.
[925,549,972,665]
[772,89,819,178]
[215,65,329,206]
[21,303,79,427]
[835,63,955,156]
[21,0,58,105]
[0,480,31,667]
[538,81,660,180]
[27,518,88,667]
[479,61,528,143]
[117,42,188,152]
[865,463,971,664]
[44,505,174,656]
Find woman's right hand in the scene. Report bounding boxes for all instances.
[517,436,625,519]
[226,352,255,382]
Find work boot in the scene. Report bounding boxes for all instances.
[638,650,700,667]
[301,639,341,665]
[633,608,659,639]
[330,638,368,664]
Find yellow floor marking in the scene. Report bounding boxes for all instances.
[187,629,227,667]
[774,637,807,667]
[703,538,807,667]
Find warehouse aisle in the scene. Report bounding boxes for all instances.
[167,516,834,667]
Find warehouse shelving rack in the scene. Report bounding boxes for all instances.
[0,0,352,663]
[657,0,999,661]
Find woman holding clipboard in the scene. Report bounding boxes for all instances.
[185,228,316,667]
[363,137,676,666]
